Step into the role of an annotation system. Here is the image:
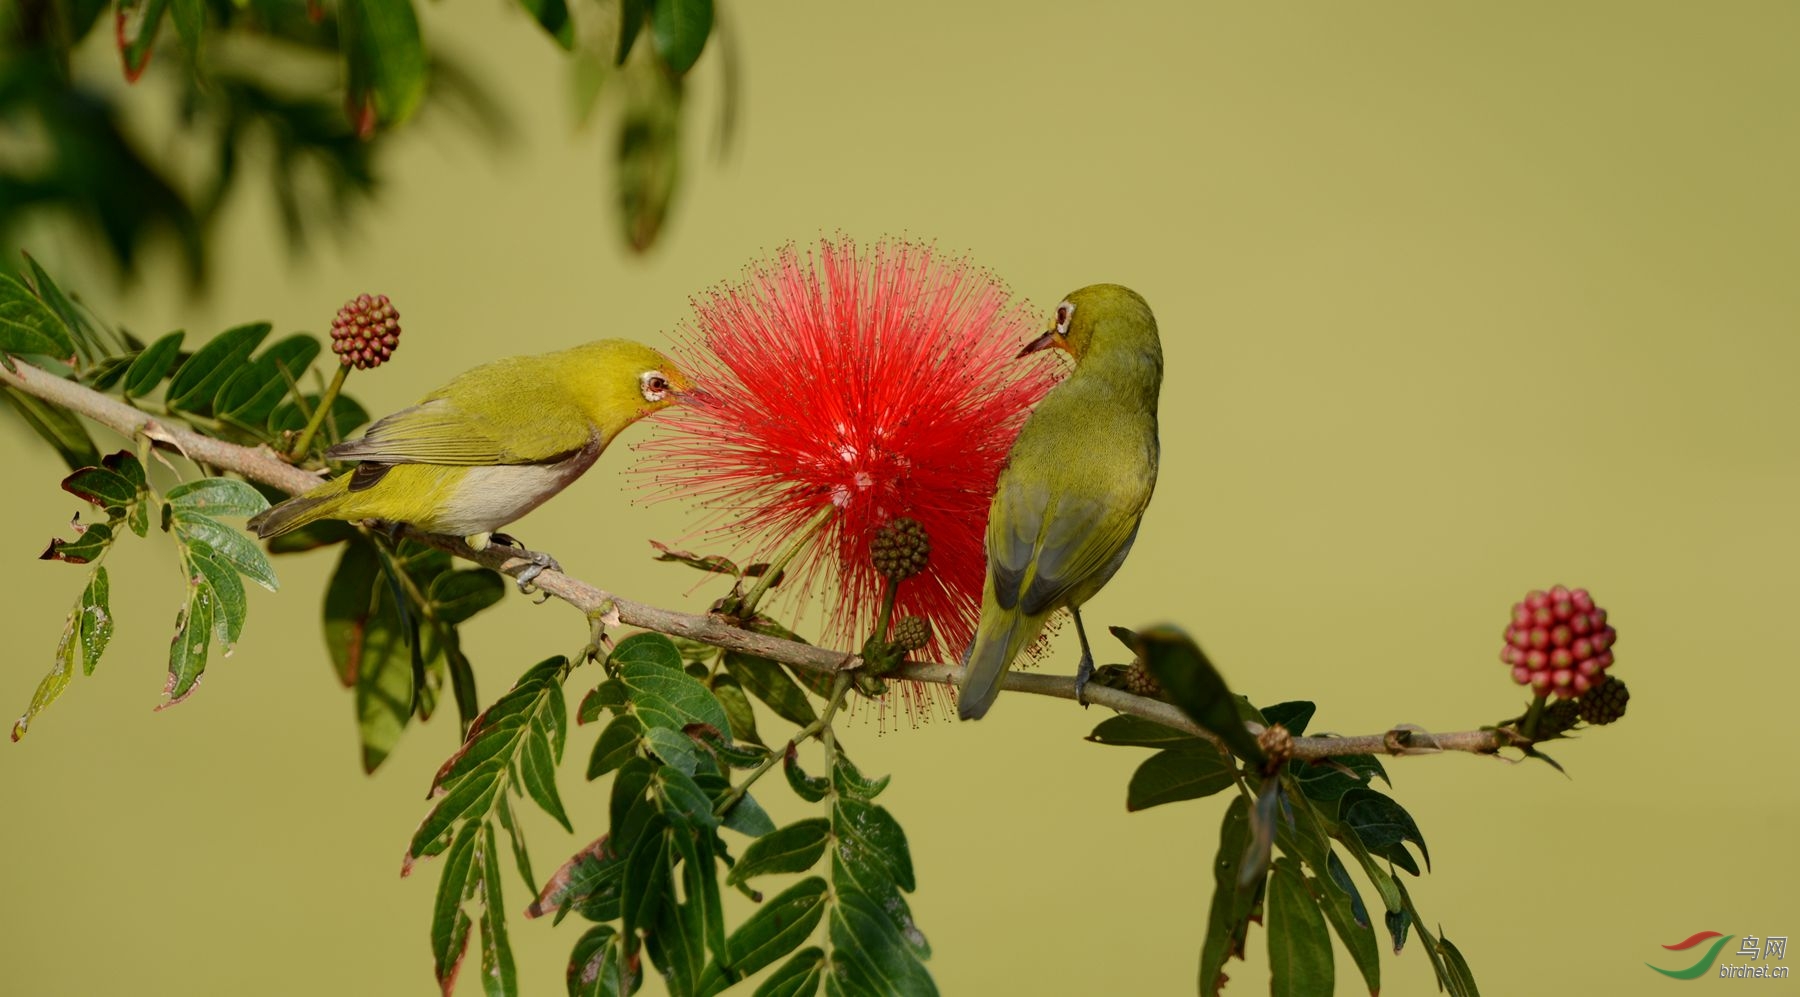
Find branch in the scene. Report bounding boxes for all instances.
[2,359,1530,762]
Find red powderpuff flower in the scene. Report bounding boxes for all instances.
[639,238,1058,710]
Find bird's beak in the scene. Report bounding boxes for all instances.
[677,385,715,407]
[1016,329,1065,358]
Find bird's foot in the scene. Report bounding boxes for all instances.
[490,533,561,597]
[1074,646,1096,707]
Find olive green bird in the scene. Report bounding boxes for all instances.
[958,285,1162,720]
[248,339,693,588]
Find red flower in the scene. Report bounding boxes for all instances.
[639,238,1057,712]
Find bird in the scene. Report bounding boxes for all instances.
[248,339,694,589]
[957,284,1163,720]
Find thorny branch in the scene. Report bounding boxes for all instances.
[4,359,1533,762]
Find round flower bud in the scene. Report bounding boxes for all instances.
[1577,676,1630,725]
[870,517,930,582]
[891,616,931,653]
[330,293,401,370]
[1500,586,1617,698]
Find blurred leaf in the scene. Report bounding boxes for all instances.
[11,616,78,741]
[1339,787,1430,874]
[1123,626,1265,767]
[650,0,712,74]
[170,0,204,66]
[1126,746,1235,811]
[355,595,414,773]
[39,519,113,564]
[616,0,646,65]
[615,67,682,253]
[755,948,824,997]
[429,568,505,624]
[1268,857,1334,997]
[568,924,638,997]
[171,509,278,590]
[323,536,380,685]
[164,322,271,415]
[338,0,429,127]
[116,0,173,81]
[122,331,184,397]
[727,819,828,886]
[161,577,215,705]
[1199,796,1256,997]
[21,254,101,361]
[3,387,100,470]
[0,270,77,364]
[77,567,112,674]
[268,391,370,440]
[516,0,574,48]
[1087,713,1206,749]
[723,651,816,727]
[1435,930,1482,997]
[1316,854,1380,995]
[216,334,321,430]
[166,477,269,518]
[266,517,355,554]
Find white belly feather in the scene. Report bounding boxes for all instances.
[437,448,601,537]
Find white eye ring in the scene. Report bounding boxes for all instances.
[639,369,672,403]
[1055,301,1075,335]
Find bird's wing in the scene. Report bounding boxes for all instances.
[988,471,1151,617]
[326,375,594,467]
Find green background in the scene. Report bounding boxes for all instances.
[4,2,1798,993]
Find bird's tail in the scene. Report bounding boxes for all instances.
[957,601,1049,721]
[247,476,350,539]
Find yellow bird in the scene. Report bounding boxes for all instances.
[958,285,1162,720]
[249,339,693,587]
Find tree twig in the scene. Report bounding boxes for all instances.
[2,359,1532,763]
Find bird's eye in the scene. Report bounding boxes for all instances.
[1055,301,1074,335]
[640,370,671,402]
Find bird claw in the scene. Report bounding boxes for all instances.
[492,535,561,596]
[1074,646,1096,707]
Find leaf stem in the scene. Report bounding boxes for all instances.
[713,670,851,817]
[736,504,834,618]
[289,362,350,460]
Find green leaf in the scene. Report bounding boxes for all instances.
[579,678,629,724]
[167,478,270,518]
[1435,929,1482,997]
[428,568,506,624]
[61,464,141,509]
[1268,857,1334,997]
[21,254,98,360]
[170,0,203,64]
[123,331,185,398]
[162,579,216,705]
[623,659,733,741]
[650,542,739,575]
[1290,753,1388,805]
[709,673,763,746]
[832,797,914,892]
[719,788,777,838]
[1126,746,1235,811]
[339,0,429,127]
[830,751,890,801]
[323,537,380,686]
[1087,714,1208,749]
[1339,787,1430,874]
[523,725,574,832]
[164,323,271,415]
[588,714,645,780]
[646,864,706,997]
[652,764,719,831]
[39,519,113,564]
[216,334,321,429]
[478,823,519,997]
[265,518,354,554]
[1262,700,1317,736]
[782,747,829,804]
[615,67,682,253]
[410,759,506,859]
[515,0,574,48]
[827,889,938,996]
[611,631,685,671]
[755,948,824,997]
[1316,856,1380,996]
[709,877,828,988]
[621,821,671,951]
[77,567,113,675]
[568,925,638,997]
[1386,904,1411,954]
[1124,626,1265,766]
[616,0,646,64]
[1199,796,1257,996]
[116,0,172,80]
[723,651,817,726]
[84,353,137,391]
[727,819,828,886]
[3,388,100,470]
[12,617,79,741]
[496,795,535,893]
[650,0,712,74]
[0,270,77,363]
[530,837,624,924]
[609,757,656,852]
[185,544,247,651]
[431,821,479,996]
[644,724,700,775]
[171,510,278,591]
